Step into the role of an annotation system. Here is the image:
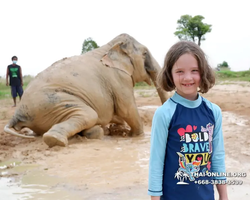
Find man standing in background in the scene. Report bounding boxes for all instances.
[6,56,23,107]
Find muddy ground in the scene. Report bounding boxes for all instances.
[0,81,250,200]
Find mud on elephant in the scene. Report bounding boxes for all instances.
[4,33,168,147]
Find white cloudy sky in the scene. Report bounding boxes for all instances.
[1,0,249,76]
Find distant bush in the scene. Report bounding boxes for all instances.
[217,61,229,68]
[216,61,230,71]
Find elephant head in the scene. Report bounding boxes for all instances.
[101,34,168,103]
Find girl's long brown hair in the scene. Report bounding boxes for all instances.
[157,41,215,93]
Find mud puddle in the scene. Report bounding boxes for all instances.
[0,132,152,200]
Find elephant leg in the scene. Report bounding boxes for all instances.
[111,115,126,125]
[83,125,104,139]
[43,107,98,147]
[120,103,144,137]
[80,116,125,139]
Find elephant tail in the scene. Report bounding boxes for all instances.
[4,116,35,139]
[4,124,35,139]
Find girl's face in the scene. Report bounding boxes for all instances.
[171,53,200,100]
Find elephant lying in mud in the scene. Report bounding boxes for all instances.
[4,33,168,147]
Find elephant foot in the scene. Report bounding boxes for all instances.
[108,124,130,137]
[83,125,104,139]
[43,131,68,148]
[128,130,144,137]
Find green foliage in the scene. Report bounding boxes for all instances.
[217,61,230,71]
[174,15,212,46]
[81,37,99,54]
[217,61,229,69]
[216,70,250,81]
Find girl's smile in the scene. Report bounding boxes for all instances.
[172,53,200,100]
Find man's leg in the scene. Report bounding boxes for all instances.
[11,86,17,107]
[17,85,24,101]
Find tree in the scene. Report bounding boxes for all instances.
[81,37,99,54]
[174,15,212,46]
[217,61,230,71]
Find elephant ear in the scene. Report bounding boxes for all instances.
[101,42,134,77]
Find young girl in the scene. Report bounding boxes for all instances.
[148,41,228,200]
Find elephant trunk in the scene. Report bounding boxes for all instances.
[149,71,169,104]
[146,52,169,104]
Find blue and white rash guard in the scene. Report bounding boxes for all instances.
[148,92,226,200]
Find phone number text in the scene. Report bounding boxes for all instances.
[194,179,243,185]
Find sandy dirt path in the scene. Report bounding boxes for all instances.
[0,82,250,199]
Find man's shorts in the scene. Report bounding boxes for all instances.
[11,85,23,98]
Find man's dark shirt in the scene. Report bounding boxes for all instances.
[8,64,21,86]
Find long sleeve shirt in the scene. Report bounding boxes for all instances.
[148,92,226,200]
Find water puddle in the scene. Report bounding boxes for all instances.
[0,161,85,200]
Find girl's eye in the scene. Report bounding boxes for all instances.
[192,70,199,72]
[177,71,183,73]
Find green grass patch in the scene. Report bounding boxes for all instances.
[0,75,34,99]
[216,70,250,81]
[134,81,155,89]
[0,90,11,99]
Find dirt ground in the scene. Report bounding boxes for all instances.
[0,81,250,200]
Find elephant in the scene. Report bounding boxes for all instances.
[4,33,168,148]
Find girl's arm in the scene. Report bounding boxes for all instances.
[216,184,228,200]
[148,106,171,197]
[211,104,226,178]
[211,104,229,199]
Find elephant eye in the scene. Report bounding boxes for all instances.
[143,51,147,56]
